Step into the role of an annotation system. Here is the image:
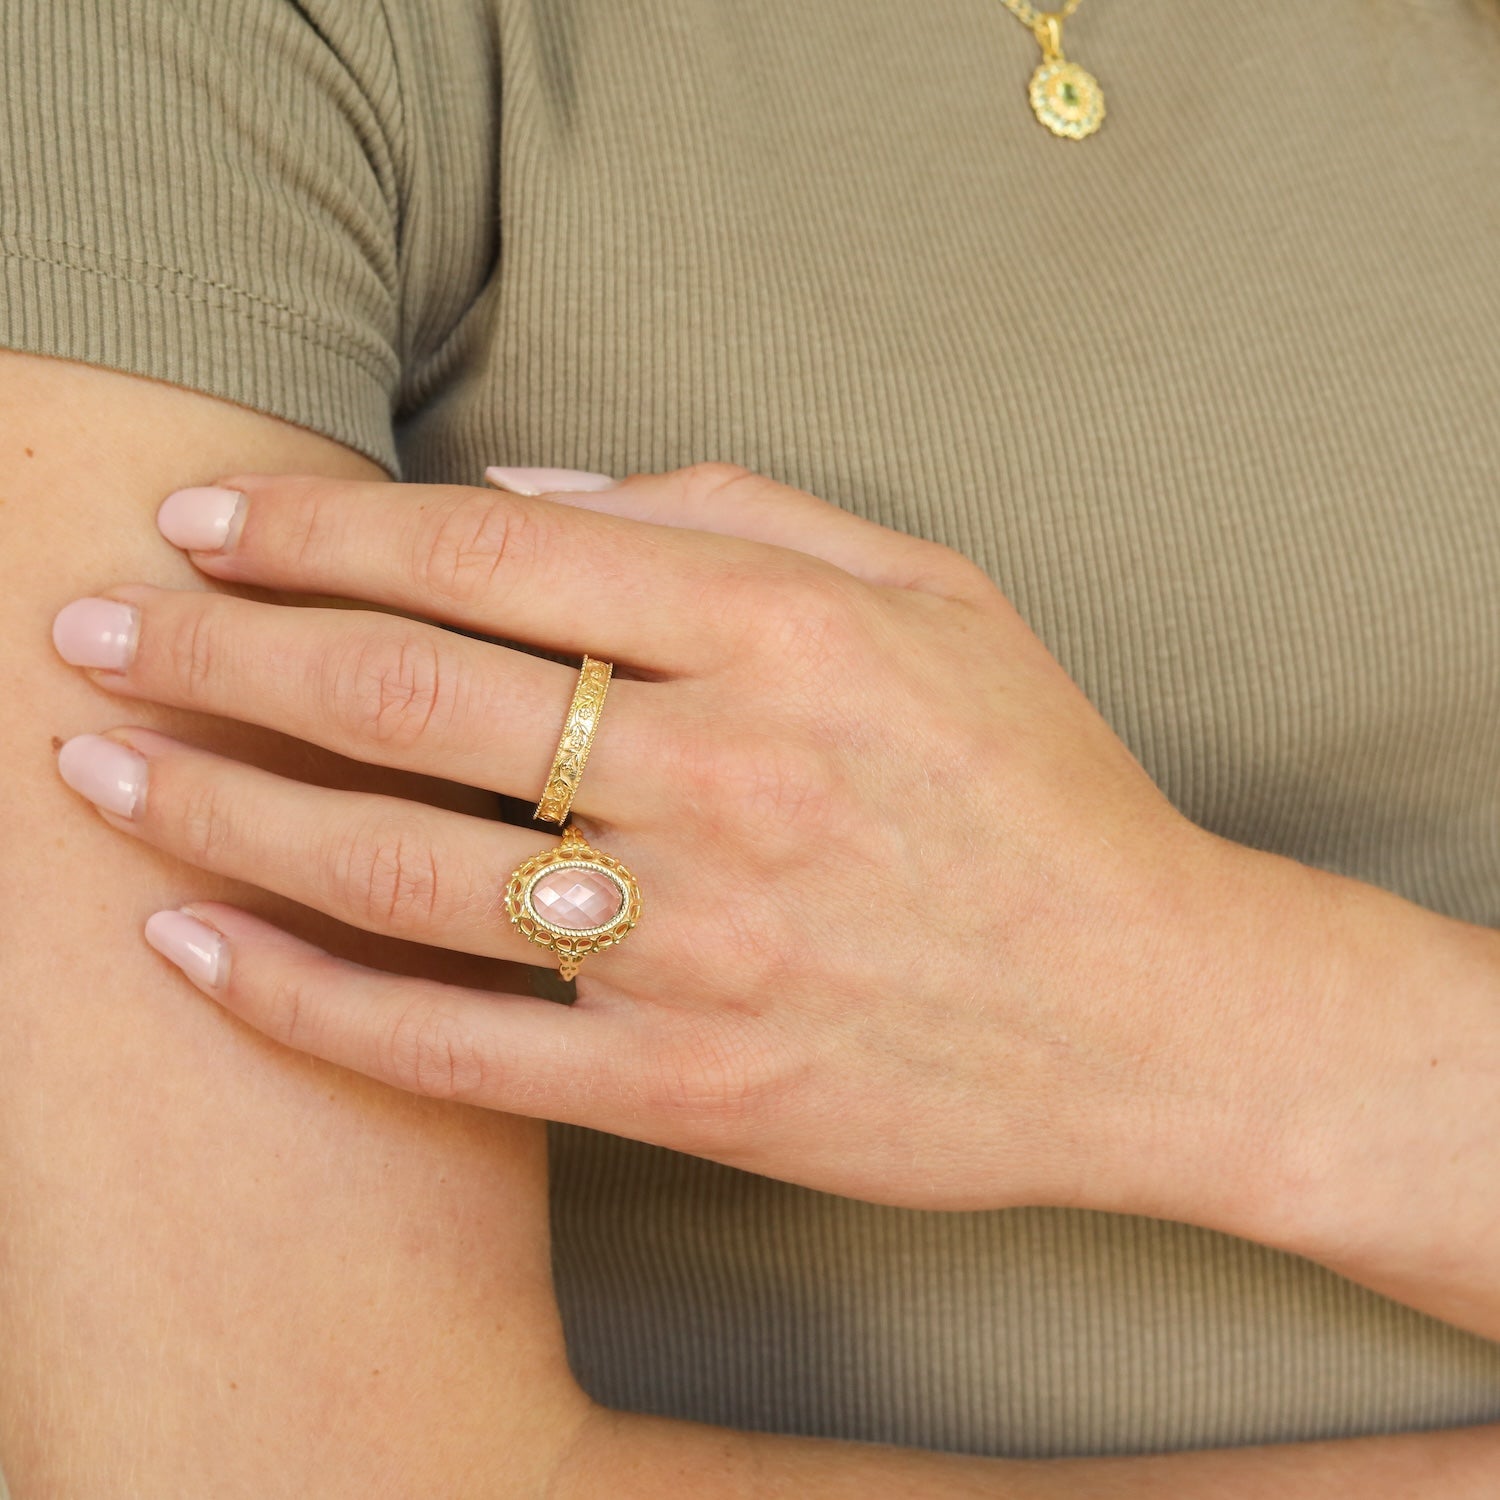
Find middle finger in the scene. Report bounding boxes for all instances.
[51,585,662,826]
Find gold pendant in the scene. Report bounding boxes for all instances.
[1027,14,1104,140]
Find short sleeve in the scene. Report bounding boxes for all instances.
[0,0,404,474]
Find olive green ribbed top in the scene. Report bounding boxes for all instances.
[4,0,1499,1470]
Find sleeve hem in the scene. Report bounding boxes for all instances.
[0,241,399,477]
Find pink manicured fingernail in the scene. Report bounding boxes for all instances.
[144,909,227,989]
[56,733,147,818]
[484,466,617,496]
[156,486,247,551]
[52,598,139,670]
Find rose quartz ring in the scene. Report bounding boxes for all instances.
[505,654,641,979]
[504,823,642,980]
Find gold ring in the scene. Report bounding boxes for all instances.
[535,654,612,824]
[509,654,640,978]
[504,823,642,980]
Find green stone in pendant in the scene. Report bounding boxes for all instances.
[1027,59,1106,141]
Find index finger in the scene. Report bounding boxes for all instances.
[156,471,796,676]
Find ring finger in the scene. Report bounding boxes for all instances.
[54,725,633,970]
[51,584,664,827]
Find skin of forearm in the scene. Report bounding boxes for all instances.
[1164,832,1500,1343]
[551,1409,1500,1499]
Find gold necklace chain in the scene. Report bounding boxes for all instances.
[992,1,1105,140]
[994,0,1084,28]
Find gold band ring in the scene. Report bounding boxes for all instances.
[507,655,642,979]
[535,653,612,824]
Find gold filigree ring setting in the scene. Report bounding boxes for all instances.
[504,823,642,981]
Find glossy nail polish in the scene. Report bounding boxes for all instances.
[157,486,247,551]
[484,466,617,496]
[56,733,147,817]
[144,909,227,989]
[52,598,139,670]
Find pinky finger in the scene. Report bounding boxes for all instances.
[142,902,628,1121]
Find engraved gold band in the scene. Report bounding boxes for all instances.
[534,653,612,824]
[507,655,641,980]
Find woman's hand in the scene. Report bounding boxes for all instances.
[50,462,1269,1216]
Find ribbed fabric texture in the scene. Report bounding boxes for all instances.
[4,0,1500,1465]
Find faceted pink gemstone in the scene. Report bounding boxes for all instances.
[530,867,623,930]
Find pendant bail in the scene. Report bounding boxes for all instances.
[1032,13,1065,62]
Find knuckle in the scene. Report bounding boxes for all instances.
[277,476,348,573]
[677,460,759,506]
[667,724,738,820]
[413,493,536,608]
[259,959,319,1055]
[323,627,457,751]
[749,567,868,674]
[658,879,795,1003]
[328,815,443,933]
[172,773,238,868]
[723,735,839,841]
[909,540,996,602]
[380,1001,490,1102]
[159,601,227,700]
[674,726,837,854]
[644,1017,782,1154]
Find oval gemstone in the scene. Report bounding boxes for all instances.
[529,866,623,930]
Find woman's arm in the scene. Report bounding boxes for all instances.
[50,454,1500,1355]
[12,358,1495,1495]
[499,465,1500,1346]
[0,352,593,1496]
[1148,829,1500,1343]
[563,1410,1500,1498]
